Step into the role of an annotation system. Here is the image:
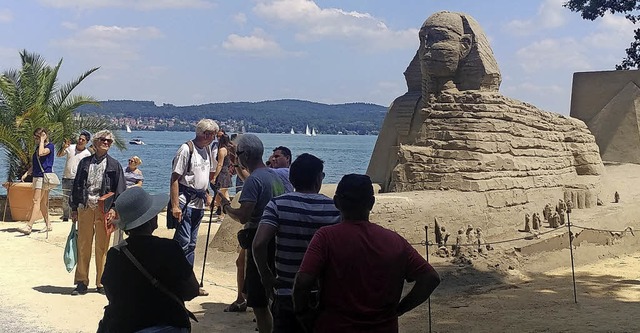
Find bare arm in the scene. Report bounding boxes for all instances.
[38,136,50,157]
[222,199,255,225]
[57,140,70,157]
[252,224,278,290]
[293,272,317,314]
[170,172,182,222]
[213,147,227,181]
[396,269,440,317]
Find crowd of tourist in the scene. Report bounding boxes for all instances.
[12,118,440,333]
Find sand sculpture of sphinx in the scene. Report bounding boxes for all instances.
[368,11,604,205]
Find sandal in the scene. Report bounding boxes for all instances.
[38,225,53,233]
[224,300,247,312]
[16,225,32,235]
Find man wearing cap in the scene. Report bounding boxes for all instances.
[293,174,441,333]
[99,187,199,333]
[57,131,92,221]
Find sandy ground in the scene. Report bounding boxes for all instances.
[1,163,640,332]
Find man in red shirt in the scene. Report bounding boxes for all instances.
[293,174,440,332]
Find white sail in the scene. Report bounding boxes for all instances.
[290,127,295,135]
[312,128,317,136]
[126,124,132,133]
[305,125,311,136]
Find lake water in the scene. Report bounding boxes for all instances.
[1,131,378,195]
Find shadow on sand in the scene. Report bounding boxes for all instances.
[192,301,255,332]
[33,285,76,295]
[399,263,640,332]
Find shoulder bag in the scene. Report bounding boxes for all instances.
[35,151,60,189]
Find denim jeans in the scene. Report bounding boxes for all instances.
[61,178,74,220]
[172,204,204,266]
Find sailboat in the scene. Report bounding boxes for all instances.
[126,124,132,133]
[305,125,311,136]
[290,127,295,135]
[312,128,317,136]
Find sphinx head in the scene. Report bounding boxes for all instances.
[419,11,501,95]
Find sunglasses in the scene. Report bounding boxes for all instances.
[98,137,113,144]
[128,159,135,163]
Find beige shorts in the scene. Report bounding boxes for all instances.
[32,177,44,189]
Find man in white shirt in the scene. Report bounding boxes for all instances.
[170,119,219,296]
[57,131,92,221]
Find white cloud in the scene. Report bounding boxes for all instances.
[38,0,214,10]
[253,0,417,50]
[233,13,247,25]
[584,14,638,49]
[222,29,283,56]
[515,13,639,74]
[516,38,591,73]
[0,9,13,23]
[52,25,163,65]
[504,0,567,36]
[61,21,78,30]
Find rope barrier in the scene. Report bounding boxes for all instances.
[409,224,569,248]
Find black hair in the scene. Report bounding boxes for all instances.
[218,133,230,147]
[289,153,323,191]
[334,174,375,212]
[273,146,292,161]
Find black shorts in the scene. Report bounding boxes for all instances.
[245,240,275,308]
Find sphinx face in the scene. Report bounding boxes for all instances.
[419,25,466,78]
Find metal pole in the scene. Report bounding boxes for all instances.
[200,184,219,287]
[424,225,432,333]
[566,210,578,303]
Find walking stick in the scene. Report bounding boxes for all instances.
[200,184,219,287]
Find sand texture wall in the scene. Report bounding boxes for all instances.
[390,91,603,195]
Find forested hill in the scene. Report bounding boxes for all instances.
[77,99,388,135]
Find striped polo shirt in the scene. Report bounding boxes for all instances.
[260,192,341,295]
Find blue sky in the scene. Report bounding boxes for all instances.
[0,0,636,114]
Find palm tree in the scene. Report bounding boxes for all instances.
[0,50,123,181]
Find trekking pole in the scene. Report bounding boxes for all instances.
[424,225,432,333]
[200,184,219,287]
[566,208,578,303]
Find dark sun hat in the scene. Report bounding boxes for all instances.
[114,187,168,231]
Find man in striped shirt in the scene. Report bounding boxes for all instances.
[253,153,340,333]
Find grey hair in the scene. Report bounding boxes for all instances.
[195,119,219,136]
[92,129,113,144]
[236,134,264,164]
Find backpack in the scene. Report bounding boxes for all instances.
[166,141,211,229]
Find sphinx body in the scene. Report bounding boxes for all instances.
[367,11,603,203]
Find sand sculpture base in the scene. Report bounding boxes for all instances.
[388,92,603,197]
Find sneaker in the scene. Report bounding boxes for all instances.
[96,286,106,295]
[71,283,88,296]
[198,288,209,297]
[62,218,69,222]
